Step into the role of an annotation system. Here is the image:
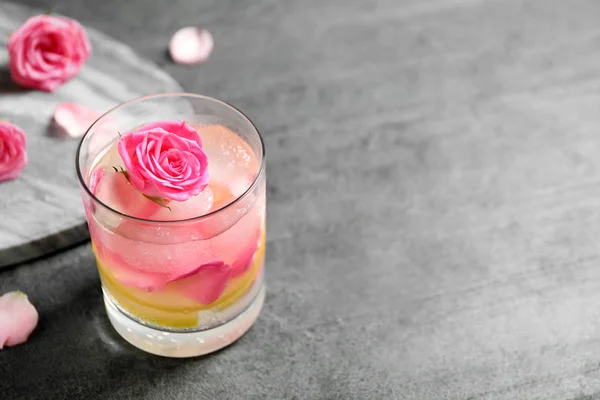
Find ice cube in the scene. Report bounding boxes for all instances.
[94,168,161,220]
[200,200,262,266]
[151,186,214,221]
[196,124,260,191]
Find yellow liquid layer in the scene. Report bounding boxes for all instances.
[96,228,266,329]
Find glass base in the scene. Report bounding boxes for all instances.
[103,284,265,357]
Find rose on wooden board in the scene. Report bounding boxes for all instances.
[8,14,91,92]
[0,121,27,182]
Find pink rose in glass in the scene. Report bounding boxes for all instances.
[8,15,91,92]
[118,120,210,202]
[0,121,27,182]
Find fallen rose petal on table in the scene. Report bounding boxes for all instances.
[53,102,103,138]
[0,291,39,349]
[0,121,27,182]
[169,27,214,65]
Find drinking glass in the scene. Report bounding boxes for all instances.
[76,93,266,357]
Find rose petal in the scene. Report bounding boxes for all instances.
[53,102,102,138]
[137,121,203,147]
[107,257,167,292]
[166,260,220,282]
[0,291,39,349]
[169,27,214,65]
[93,239,167,292]
[89,166,104,195]
[169,261,232,305]
[230,228,261,277]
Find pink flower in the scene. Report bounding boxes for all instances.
[8,15,91,92]
[118,120,210,202]
[0,121,27,182]
[0,291,39,349]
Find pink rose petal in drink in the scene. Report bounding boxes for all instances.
[89,167,104,195]
[169,261,231,305]
[167,260,218,282]
[54,103,103,138]
[108,257,167,292]
[169,27,214,65]
[0,291,38,349]
[93,238,168,292]
[230,229,261,277]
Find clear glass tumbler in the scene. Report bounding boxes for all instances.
[76,93,266,357]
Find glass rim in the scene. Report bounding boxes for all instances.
[75,92,265,224]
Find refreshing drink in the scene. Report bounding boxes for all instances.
[77,94,266,357]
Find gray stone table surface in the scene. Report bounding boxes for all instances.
[3,0,600,398]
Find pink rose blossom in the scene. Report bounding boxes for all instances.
[118,120,210,202]
[0,291,39,349]
[89,166,104,195]
[8,15,91,92]
[0,121,27,182]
